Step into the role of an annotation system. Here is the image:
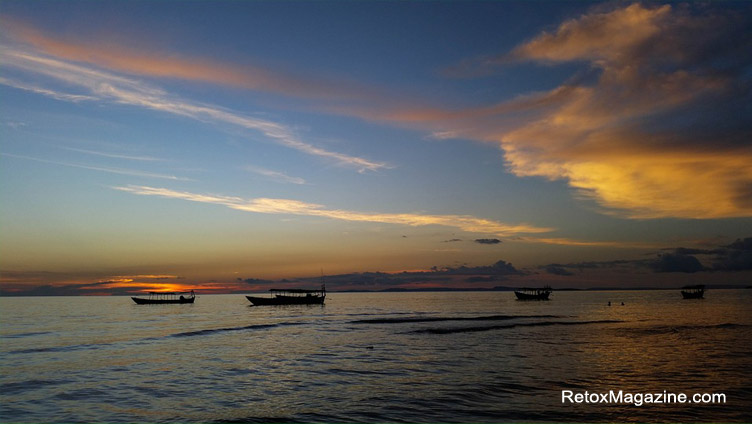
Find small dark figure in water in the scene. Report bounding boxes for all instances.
[621,302,625,305]
[608,301,611,306]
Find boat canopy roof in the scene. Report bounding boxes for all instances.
[269,288,323,294]
[681,285,705,289]
[145,290,195,295]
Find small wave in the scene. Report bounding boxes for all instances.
[212,416,301,423]
[628,322,749,336]
[0,379,72,395]
[9,322,302,354]
[714,323,747,329]
[2,331,53,339]
[54,388,110,401]
[415,320,623,335]
[477,381,544,395]
[8,342,111,355]
[351,314,564,324]
[324,367,402,377]
[170,322,301,338]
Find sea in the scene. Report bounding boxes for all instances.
[1,290,750,423]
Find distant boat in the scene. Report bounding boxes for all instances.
[246,284,326,306]
[132,290,195,305]
[514,286,552,300]
[681,285,705,299]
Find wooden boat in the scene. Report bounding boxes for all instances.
[246,284,325,306]
[514,286,552,300]
[681,285,705,299]
[132,290,195,304]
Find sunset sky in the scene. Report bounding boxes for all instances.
[1,1,751,295]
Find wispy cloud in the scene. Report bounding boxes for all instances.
[60,146,165,162]
[517,237,664,249]
[0,46,388,172]
[3,120,27,129]
[0,76,98,102]
[245,165,306,185]
[3,18,382,102]
[1,152,189,180]
[113,185,553,237]
[115,274,181,280]
[112,184,664,247]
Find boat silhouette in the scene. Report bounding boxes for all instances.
[514,286,552,300]
[246,284,326,306]
[681,285,705,299]
[132,290,195,304]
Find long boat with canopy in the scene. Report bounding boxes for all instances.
[514,286,552,300]
[132,290,196,304]
[246,285,326,306]
[681,285,705,299]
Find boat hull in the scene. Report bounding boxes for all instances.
[131,297,195,305]
[514,291,551,300]
[246,295,325,306]
[681,290,704,299]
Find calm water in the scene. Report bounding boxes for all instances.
[1,290,750,423]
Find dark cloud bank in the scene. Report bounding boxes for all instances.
[475,238,502,245]
[543,237,752,275]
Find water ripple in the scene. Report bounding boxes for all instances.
[415,319,624,334]
[351,314,565,324]
[8,342,113,355]
[0,379,73,395]
[6,321,304,355]
[626,322,749,336]
[2,291,750,423]
[2,331,53,339]
[170,323,288,338]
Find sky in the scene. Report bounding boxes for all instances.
[1,1,751,295]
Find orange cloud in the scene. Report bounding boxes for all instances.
[495,4,752,218]
[517,237,663,249]
[86,274,205,293]
[430,4,752,219]
[510,4,671,64]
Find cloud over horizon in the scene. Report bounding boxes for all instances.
[3,237,750,295]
